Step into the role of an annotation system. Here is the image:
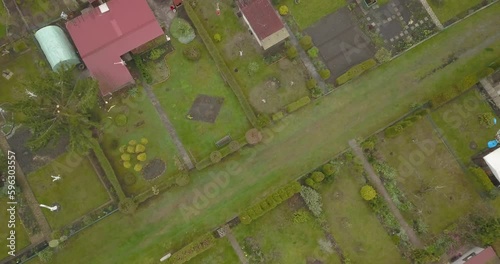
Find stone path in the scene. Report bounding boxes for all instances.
[147,0,176,30]
[348,139,423,248]
[417,0,444,30]
[223,225,248,264]
[283,23,328,94]
[480,78,500,108]
[0,136,52,243]
[143,84,194,170]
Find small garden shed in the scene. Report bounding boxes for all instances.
[34,25,80,71]
[484,147,500,183]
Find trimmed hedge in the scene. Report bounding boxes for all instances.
[185,4,258,127]
[336,59,377,85]
[272,111,284,121]
[241,181,301,224]
[286,96,311,113]
[91,140,126,201]
[169,233,216,264]
[469,167,494,191]
[132,55,152,84]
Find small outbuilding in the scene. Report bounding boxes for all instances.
[34,25,80,71]
[484,147,500,183]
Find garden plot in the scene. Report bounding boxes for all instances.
[281,0,347,29]
[185,237,239,264]
[320,162,407,263]
[27,152,110,231]
[233,196,342,264]
[428,0,485,25]
[375,117,483,236]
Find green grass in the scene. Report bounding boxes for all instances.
[185,237,239,264]
[153,39,250,160]
[282,0,347,29]
[376,118,483,235]
[431,88,500,165]
[321,164,406,263]
[377,0,390,6]
[28,4,500,264]
[100,86,181,196]
[193,0,310,114]
[429,0,484,24]
[27,152,109,230]
[0,23,6,39]
[0,197,31,260]
[234,201,341,263]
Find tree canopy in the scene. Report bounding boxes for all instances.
[12,68,99,153]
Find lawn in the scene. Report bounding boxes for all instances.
[185,237,239,264]
[320,163,407,263]
[282,0,347,29]
[29,4,500,264]
[0,197,31,260]
[100,86,182,195]
[375,118,484,235]
[431,88,500,165]
[233,199,341,263]
[428,0,484,24]
[192,1,310,114]
[27,152,109,231]
[153,39,251,160]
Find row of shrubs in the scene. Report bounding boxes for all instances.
[239,181,301,224]
[336,59,377,85]
[184,3,258,127]
[384,108,429,138]
[304,163,336,189]
[469,166,498,198]
[196,137,248,170]
[286,96,311,113]
[90,139,126,201]
[168,232,216,264]
[132,55,153,84]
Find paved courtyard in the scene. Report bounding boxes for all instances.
[305,8,376,80]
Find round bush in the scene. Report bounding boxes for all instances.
[114,114,127,127]
[306,79,317,90]
[48,239,59,248]
[123,161,131,169]
[360,185,377,201]
[299,35,313,50]
[118,198,137,214]
[286,46,298,59]
[322,164,335,176]
[183,46,201,61]
[170,18,196,44]
[124,173,137,186]
[229,140,240,152]
[305,177,316,188]
[213,33,222,42]
[121,153,131,161]
[137,153,147,161]
[279,5,289,15]
[307,47,319,58]
[319,69,331,80]
[126,146,135,153]
[135,144,146,153]
[134,163,143,172]
[119,145,126,153]
[311,171,325,183]
[245,128,263,145]
[140,138,149,145]
[210,151,222,163]
[128,140,137,146]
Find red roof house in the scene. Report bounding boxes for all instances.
[452,247,500,264]
[238,0,289,50]
[66,0,164,96]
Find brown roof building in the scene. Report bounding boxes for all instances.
[238,0,289,50]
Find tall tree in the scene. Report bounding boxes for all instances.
[12,68,99,154]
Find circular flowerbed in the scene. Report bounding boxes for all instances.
[142,159,166,180]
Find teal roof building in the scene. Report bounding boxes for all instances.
[34,25,80,71]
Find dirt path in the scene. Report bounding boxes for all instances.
[283,22,328,94]
[348,139,423,248]
[224,225,248,264]
[0,136,52,243]
[143,83,194,170]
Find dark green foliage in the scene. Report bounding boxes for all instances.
[169,233,216,264]
[133,55,152,83]
[472,216,500,245]
[469,167,495,192]
[305,177,316,188]
[11,68,99,153]
[322,163,335,176]
[299,35,313,50]
[257,114,271,128]
[311,171,325,183]
[91,140,126,201]
[307,46,319,58]
[149,48,166,60]
[286,46,298,59]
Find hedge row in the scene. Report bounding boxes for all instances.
[336,59,377,85]
[469,167,495,191]
[286,96,311,113]
[195,137,248,170]
[132,55,152,84]
[185,3,258,127]
[240,181,301,224]
[90,140,126,201]
[384,109,429,138]
[168,233,216,264]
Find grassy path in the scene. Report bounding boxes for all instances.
[43,3,500,264]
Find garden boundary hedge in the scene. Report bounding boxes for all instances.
[336,59,377,85]
[184,4,258,127]
[90,140,126,201]
[168,232,216,264]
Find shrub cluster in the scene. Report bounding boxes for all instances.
[299,35,313,50]
[336,59,377,85]
[133,55,152,84]
[319,69,331,80]
[305,171,325,189]
[478,112,495,128]
[384,110,428,138]
[286,96,311,113]
[119,138,149,172]
[374,48,391,63]
[272,111,284,121]
[469,167,495,195]
[432,74,478,106]
[91,140,126,201]
[169,233,216,264]
[360,185,377,201]
[149,48,166,60]
[307,47,319,58]
[240,181,301,224]
[286,46,298,59]
[170,18,196,44]
[306,79,317,90]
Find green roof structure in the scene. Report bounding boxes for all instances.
[34,25,80,71]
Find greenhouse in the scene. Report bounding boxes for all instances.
[34,25,80,71]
